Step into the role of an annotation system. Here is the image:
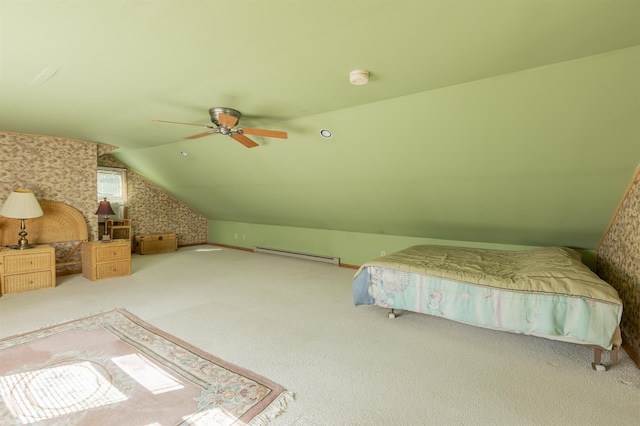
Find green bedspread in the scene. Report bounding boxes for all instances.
[357,245,621,305]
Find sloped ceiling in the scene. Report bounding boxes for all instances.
[1,0,639,249]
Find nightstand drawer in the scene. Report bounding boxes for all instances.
[4,271,53,294]
[82,240,131,281]
[96,261,130,279]
[3,252,52,274]
[0,245,56,295]
[95,245,130,263]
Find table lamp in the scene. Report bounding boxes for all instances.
[0,189,44,249]
[95,198,116,242]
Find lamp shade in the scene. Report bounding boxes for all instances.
[95,198,116,216]
[0,189,44,219]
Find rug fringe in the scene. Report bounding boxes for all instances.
[247,391,295,426]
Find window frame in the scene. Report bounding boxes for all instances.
[97,167,127,219]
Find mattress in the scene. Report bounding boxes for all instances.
[353,245,623,350]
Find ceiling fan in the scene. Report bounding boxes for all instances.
[154,107,288,148]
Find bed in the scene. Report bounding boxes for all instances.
[352,245,623,370]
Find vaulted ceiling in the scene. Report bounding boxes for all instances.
[1,0,639,249]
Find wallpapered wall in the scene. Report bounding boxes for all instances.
[1,132,207,272]
[596,166,640,365]
[98,154,207,245]
[0,132,98,269]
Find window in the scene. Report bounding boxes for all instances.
[97,167,127,219]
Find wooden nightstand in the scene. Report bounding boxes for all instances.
[0,244,56,295]
[82,240,131,281]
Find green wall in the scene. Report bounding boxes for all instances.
[208,219,596,268]
[204,48,636,270]
[125,46,639,255]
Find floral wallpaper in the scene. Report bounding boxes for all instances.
[0,132,98,272]
[98,155,207,246]
[1,132,207,275]
[596,167,640,364]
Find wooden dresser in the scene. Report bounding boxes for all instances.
[0,244,56,295]
[82,240,131,281]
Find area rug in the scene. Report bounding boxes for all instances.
[0,309,292,425]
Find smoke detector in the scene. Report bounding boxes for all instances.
[349,70,369,85]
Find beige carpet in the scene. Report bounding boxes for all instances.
[0,245,639,425]
[0,308,291,425]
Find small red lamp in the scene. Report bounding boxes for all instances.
[95,198,116,242]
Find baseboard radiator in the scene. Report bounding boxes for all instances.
[253,246,340,266]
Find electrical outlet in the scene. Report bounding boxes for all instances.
[242,234,246,240]
[234,233,238,239]
[381,251,386,256]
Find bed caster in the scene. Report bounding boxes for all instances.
[388,309,396,319]
[591,363,606,372]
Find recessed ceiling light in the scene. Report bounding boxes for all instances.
[319,129,333,139]
[180,151,189,158]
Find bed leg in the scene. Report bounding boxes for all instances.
[610,346,619,362]
[591,348,606,372]
[388,309,396,319]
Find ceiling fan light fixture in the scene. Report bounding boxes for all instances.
[209,107,241,126]
[349,69,369,85]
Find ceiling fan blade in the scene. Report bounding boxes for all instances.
[240,127,288,139]
[231,133,259,148]
[185,130,216,139]
[153,119,212,128]
[218,113,239,128]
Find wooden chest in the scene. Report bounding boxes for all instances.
[0,244,56,295]
[82,240,131,281]
[134,233,177,255]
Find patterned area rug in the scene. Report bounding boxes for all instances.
[0,309,292,425]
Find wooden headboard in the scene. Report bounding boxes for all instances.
[0,200,88,246]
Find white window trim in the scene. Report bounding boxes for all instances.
[97,167,128,219]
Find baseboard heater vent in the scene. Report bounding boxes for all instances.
[253,246,340,266]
